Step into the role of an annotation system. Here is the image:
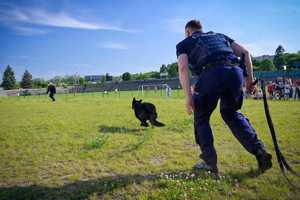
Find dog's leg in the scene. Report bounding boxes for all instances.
[141,120,149,127]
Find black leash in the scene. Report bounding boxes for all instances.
[238,53,299,183]
[259,79,300,186]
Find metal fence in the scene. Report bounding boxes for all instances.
[0,88,69,96]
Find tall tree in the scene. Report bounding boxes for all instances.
[160,64,168,73]
[275,45,285,55]
[79,77,85,85]
[259,59,275,71]
[273,45,285,70]
[283,52,300,69]
[1,65,16,90]
[105,73,112,81]
[122,72,131,81]
[32,78,47,88]
[20,70,33,88]
[251,57,261,67]
[167,63,178,77]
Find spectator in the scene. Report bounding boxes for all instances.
[296,83,300,100]
[284,85,290,100]
[267,82,274,99]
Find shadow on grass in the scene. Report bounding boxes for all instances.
[120,130,152,154]
[98,125,143,134]
[226,168,261,181]
[80,126,151,153]
[0,173,158,200]
[0,169,263,200]
[108,129,153,158]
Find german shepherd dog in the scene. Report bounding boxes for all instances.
[132,97,165,127]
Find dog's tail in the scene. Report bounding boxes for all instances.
[151,119,165,127]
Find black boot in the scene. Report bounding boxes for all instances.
[255,148,272,173]
[193,161,219,179]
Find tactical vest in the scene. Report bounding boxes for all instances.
[189,32,234,74]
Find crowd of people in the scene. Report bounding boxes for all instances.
[250,77,300,100]
[267,78,300,100]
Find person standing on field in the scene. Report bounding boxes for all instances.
[176,20,272,175]
[46,82,56,102]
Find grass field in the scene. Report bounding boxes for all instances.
[0,91,300,200]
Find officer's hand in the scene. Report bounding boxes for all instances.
[246,78,257,94]
[185,95,194,115]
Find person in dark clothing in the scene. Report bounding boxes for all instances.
[176,20,272,175]
[46,82,56,101]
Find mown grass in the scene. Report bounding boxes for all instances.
[0,91,299,200]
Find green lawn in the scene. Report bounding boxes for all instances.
[0,92,300,200]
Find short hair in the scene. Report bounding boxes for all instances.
[185,20,202,30]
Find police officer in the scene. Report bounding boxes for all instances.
[46,82,56,101]
[176,20,272,174]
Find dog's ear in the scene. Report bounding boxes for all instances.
[133,97,136,102]
[139,99,142,103]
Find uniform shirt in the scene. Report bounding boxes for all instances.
[47,85,56,94]
[176,31,235,75]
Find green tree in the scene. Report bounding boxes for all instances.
[105,73,112,81]
[20,70,33,88]
[252,58,261,71]
[135,73,147,80]
[273,45,286,70]
[160,64,168,73]
[283,52,300,69]
[252,57,261,67]
[32,78,47,88]
[167,63,178,77]
[79,77,85,85]
[1,65,16,90]
[122,72,131,81]
[149,71,160,79]
[259,59,275,71]
[275,45,285,55]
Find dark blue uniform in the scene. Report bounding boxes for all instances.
[47,84,56,101]
[177,31,265,168]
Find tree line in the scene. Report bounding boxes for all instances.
[0,67,88,90]
[1,45,300,90]
[121,45,300,81]
[252,45,300,71]
[0,67,37,90]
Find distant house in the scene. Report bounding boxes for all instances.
[84,75,104,82]
[253,55,274,61]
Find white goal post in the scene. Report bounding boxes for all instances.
[137,84,172,96]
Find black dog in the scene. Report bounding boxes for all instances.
[132,97,165,127]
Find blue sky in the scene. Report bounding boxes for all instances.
[0,0,299,80]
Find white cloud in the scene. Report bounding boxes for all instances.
[14,26,47,36]
[0,6,136,32]
[98,42,129,50]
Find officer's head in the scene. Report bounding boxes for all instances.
[185,20,202,37]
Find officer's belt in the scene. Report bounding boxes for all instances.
[203,60,235,70]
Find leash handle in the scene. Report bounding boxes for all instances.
[252,79,258,86]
